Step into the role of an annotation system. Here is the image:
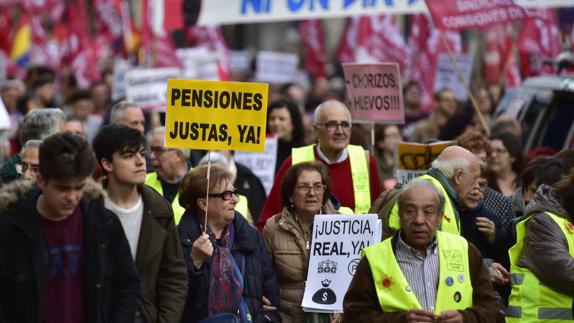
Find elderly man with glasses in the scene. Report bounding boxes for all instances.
[257,100,382,231]
[145,126,190,224]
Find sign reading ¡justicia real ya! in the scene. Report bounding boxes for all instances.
[302,214,380,313]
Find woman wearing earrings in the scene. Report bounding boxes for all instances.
[263,161,341,323]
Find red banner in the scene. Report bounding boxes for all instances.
[298,20,326,79]
[425,0,545,31]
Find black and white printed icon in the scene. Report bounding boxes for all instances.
[318,259,337,273]
[312,279,336,305]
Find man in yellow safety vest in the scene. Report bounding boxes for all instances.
[344,179,500,323]
[257,100,382,230]
[145,126,189,224]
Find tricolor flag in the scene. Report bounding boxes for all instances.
[10,19,31,69]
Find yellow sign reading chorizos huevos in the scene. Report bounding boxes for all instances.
[165,79,269,152]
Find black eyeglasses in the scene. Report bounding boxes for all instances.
[208,189,238,201]
[315,120,351,131]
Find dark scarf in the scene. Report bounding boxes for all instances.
[207,222,244,317]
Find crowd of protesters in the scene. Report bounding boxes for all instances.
[0,63,573,323]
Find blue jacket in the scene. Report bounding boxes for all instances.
[179,210,281,323]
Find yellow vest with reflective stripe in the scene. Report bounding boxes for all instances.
[362,231,472,313]
[291,144,371,214]
[145,172,186,225]
[388,174,460,235]
[507,211,574,322]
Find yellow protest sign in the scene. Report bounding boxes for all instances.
[165,79,269,152]
[395,141,456,184]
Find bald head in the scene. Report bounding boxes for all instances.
[432,146,481,199]
[314,100,351,124]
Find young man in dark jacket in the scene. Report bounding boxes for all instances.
[0,132,140,323]
[92,124,188,323]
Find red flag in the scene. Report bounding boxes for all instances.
[356,16,409,72]
[336,18,358,63]
[186,26,231,77]
[298,20,326,79]
[484,24,520,88]
[335,15,409,73]
[164,0,184,31]
[518,9,560,77]
[408,14,461,113]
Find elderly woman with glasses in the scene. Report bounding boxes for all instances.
[178,164,281,323]
[15,139,42,181]
[263,161,341,323]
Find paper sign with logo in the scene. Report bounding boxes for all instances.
[302,214,380,313]
[434,53,474,102]
[256,51,298,84]
[111,59,131,101]
[166,79,269,152]
[395,141,456,185]
[126,67,181,111]
[234,135,278,195]
[342,63,404,124]
[176,47,221,80]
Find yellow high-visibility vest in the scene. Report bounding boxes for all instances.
[388,174,460,235]
[145,172,186,224]
[291,144,371,214]
[362,231,472,313]
[506,211,574,322]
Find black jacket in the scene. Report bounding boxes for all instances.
[178,210,281,323]
[236,162,267,225]
[0,180,140,323]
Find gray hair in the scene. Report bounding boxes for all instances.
[431,156,470,179]
[313,100,352,124]
[397,179,445,216]
[148,126,190,159]
[110,101,139,124]
[23,139,43,150]
[0,79,24,92]
[20,108,66,145]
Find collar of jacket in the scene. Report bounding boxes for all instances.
[181,208,258,253]
[427,168,462,214]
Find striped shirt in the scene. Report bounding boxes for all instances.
[395,233,439,312]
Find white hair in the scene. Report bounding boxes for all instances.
[431,156,470,179]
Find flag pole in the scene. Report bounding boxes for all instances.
[438,30,491,136]
[204,150,212,234]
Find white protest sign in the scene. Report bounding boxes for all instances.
[0,94,10,129]
[125,67,181,111]
[433,53,474,102]
[230,50,252,72]
[256,51,298,84]
[111,59,131,101]
[234,135,278,195]
[197,0,566,25]
[176,47,221,80]
[302,214,380,313]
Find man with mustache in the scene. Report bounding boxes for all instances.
[257,100,382,230]
[343,180,501,323]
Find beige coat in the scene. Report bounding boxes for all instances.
[263,203,337,323]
